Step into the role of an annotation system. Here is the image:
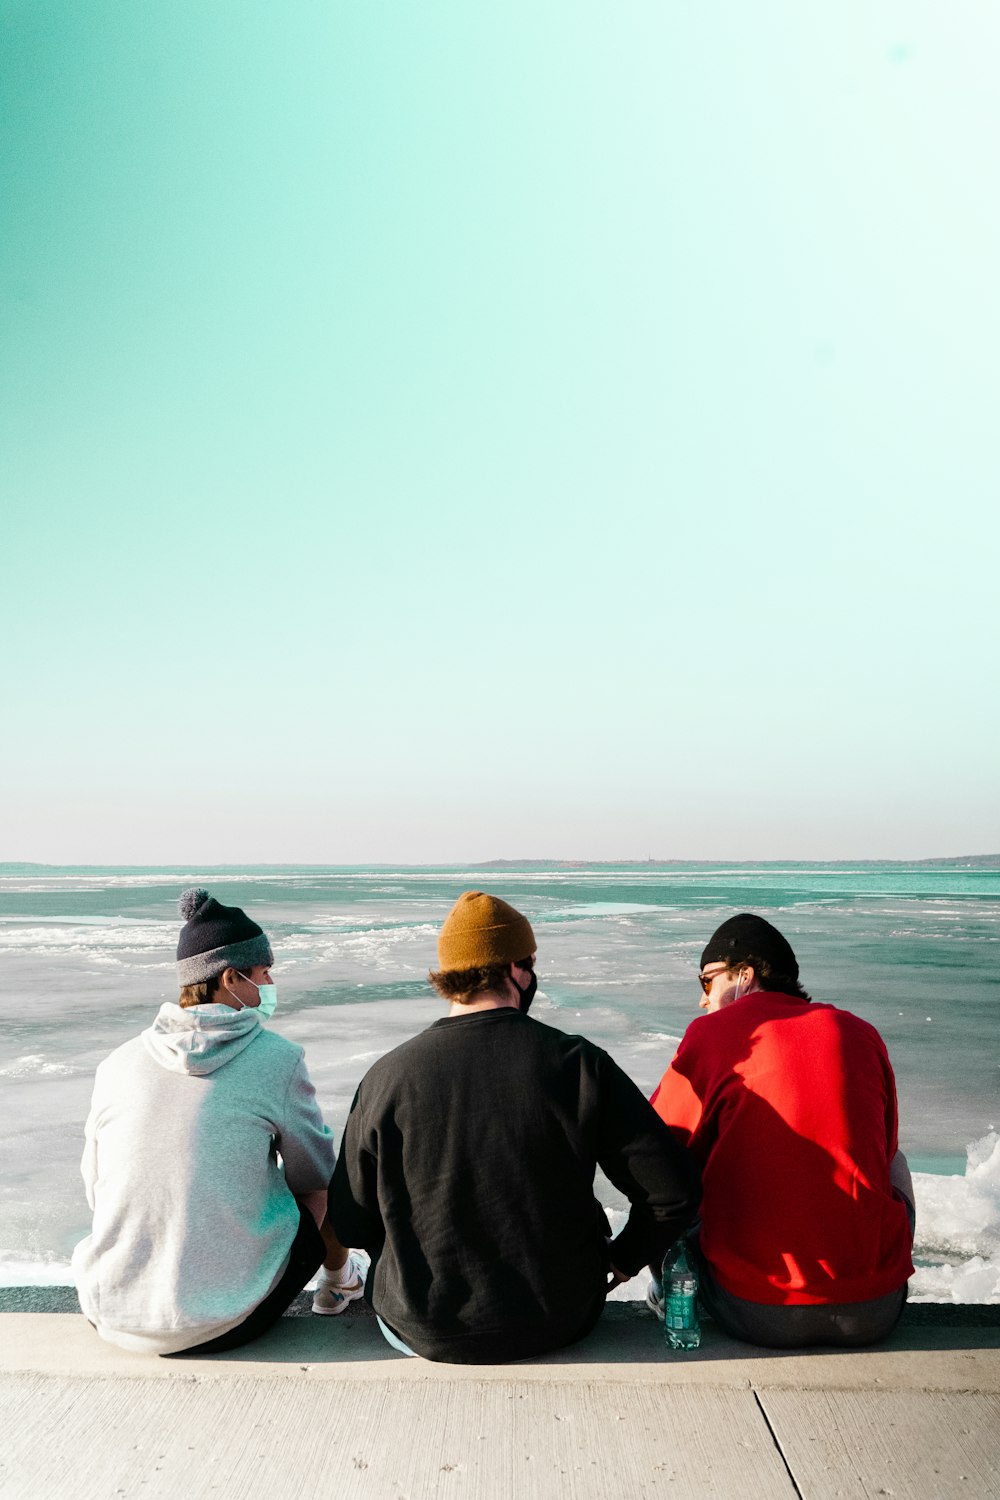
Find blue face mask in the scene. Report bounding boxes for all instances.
[236,973,278,1020]
[255,984,278,1021]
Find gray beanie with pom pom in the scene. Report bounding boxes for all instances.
[176,887,274,986]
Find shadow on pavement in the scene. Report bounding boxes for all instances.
[3,1288,997,1365]
[193,1298,1000,1366]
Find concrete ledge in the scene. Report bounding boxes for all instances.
[2,1301,999,1392]
[5,1284,1000,1325]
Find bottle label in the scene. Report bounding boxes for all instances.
[665,1295,696,1330]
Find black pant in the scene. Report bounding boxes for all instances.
[167,1206,325,1357]
[697,1257,907,1349]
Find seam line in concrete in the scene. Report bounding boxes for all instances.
[753,1389,804,1499]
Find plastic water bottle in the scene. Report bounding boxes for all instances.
[662,1239,700,1350]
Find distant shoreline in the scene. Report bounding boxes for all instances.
[476,856,1000,871]
[2,856,999,874]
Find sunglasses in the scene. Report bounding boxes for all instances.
[697,965,729,995]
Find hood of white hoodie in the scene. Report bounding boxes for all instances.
[142,1002,262,1076]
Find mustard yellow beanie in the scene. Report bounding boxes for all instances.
[437,891,537,971]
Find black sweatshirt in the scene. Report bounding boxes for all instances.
[328,1008,700,1363]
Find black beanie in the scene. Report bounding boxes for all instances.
[700,913,798,978]
[175,888,274,986]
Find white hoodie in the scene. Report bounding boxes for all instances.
[72,1003,335,1354]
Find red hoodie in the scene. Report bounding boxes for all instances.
[651,991,914,1306]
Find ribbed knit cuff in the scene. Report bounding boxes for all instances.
[176,934,274,986]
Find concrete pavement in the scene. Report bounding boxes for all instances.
[1,1302,999,1499]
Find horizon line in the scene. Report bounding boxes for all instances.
[1,854,999,871]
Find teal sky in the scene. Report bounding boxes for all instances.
[3,3,998,863]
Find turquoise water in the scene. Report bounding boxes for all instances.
[1,861,998,1288]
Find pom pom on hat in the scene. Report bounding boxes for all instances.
[437,891,536,971]
[178,887,211,921]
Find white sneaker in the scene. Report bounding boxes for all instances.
[645,1275,664,1320]
[312,1251,369,1316]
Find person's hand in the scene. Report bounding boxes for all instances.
[606,1263,630,1292]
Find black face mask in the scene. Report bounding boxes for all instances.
[512,968,538,1015]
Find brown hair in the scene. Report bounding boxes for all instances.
[178,975,222,1009]
[737,956,812,1003]
[428,962,521,1005]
